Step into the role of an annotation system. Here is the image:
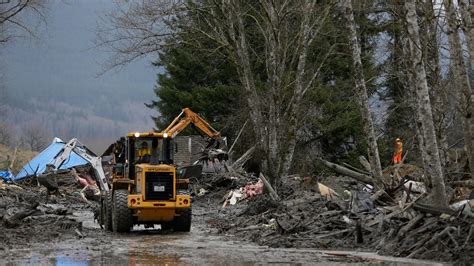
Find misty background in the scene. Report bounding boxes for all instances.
[1,0,157,153]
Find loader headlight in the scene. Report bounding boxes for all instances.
[163,133,169,138]
[134,132,140,138]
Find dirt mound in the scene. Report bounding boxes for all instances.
[241,195,278,216]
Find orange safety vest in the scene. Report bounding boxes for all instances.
[393,141,403,164]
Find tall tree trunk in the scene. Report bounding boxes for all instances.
[342,0,385,190]
[444,0,474,177]
[401,35,429,171]
[423,0,449,167]
[404,0,447,207]
[459,0,474,71]
[205,1,332,186]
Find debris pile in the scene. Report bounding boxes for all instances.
[0,165,100,249]
[197,161,473,264]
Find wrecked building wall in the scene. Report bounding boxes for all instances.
[173,136,207,165]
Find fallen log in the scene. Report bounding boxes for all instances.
[317,158,373,185]
[413,203,457,216]
[259,173,281,201]
[397,213,424,239]
[342,162,371,175]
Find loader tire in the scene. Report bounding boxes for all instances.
[104,191,113,231]
[174,208,191,232]
[112,189,132,232]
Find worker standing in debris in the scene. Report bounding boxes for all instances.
[393,138,403,164]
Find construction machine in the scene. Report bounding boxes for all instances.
[51,138,109,192]
[100,108,225,232]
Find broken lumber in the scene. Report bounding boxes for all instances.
[413,203,457,216]
[358,156,372,172]
[408,226,456,258]
[314,229,351,239]
[228,119,248,154]
[232,146,256,170]
[342,162,371,175]
[368,193,425,227]
[317,158,373,185]
[397,213,424,239]
[259,173,281,201]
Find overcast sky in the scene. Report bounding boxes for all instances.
[3,0,156,121]
[2,0,159,150]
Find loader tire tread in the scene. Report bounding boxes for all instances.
[104,191,113,231]
[174,208,191,232]
[112,189,131,232]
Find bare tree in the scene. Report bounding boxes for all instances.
[459,0,474,71]
[99,0,335,184]
[444,0,474,177]
[22,122,48,151]
[187,1,335,184]
[342,0,384,190]
[96,0,185,72]
[0,0,47,43]
[404,0,447,207]
[421,0,450,168]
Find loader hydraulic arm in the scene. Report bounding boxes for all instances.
[52,138,109,191]
[163,108,222,140]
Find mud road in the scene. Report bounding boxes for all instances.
[2,204,440,265]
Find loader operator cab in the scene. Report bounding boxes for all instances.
[125,132,174,180]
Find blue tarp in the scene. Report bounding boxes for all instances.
[0,171,14,181]
[15,139,89,181]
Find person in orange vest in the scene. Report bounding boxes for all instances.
[393,138,403,164]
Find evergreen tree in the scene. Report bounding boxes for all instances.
[148,1,383,175]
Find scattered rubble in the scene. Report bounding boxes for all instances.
[194,160,473,264]
[1,137,472,263]
[0,163,100,250]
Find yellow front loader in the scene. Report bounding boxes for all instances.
[100,108,224,232]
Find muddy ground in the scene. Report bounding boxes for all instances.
[1,197,438,265]
[0,174,462,265]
